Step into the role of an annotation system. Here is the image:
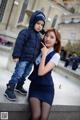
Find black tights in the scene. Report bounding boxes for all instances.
[29,97,51,120]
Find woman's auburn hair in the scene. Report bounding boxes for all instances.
[44,28,61,53]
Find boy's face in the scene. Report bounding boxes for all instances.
[34,20,44,32]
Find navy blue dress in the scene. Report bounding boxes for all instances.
[28,51,55,105]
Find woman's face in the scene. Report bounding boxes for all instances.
[44,31,56,48]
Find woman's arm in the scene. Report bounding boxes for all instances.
[38,43,56,76]
[38,53,56,76]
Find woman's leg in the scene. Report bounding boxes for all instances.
[40,102,51,120]
[29,97,41,120]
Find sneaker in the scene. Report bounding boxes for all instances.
[15,87,27,96]
[4,89,16,101]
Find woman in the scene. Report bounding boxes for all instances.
[28,28,61,120]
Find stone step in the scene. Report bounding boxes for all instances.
[0,85,80,120]
[0,88,80,120]
[54,63,80,80]
[0,102,30,120]
[0,90,31,120]
[0,87,80,120]
[0,102,80,120]
[0,45,12,52]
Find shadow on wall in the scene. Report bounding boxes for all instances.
[0,36,13,47]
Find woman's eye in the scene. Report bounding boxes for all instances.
[45,34,49,37]
[51,36,54,39]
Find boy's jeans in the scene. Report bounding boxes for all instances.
[8,61,33,86]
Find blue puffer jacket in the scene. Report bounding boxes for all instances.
[12,10,45,62]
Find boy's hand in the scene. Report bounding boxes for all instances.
[13,58,19,63]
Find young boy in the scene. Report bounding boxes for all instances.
[4,10,46,101]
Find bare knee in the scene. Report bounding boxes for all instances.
[41,115,49,120]
[32,113,41,120]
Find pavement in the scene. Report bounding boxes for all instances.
[0,51,80,106]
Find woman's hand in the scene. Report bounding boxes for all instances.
[38,43,55,76]
[41,42,49,56]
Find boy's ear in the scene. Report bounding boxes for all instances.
[40,29,45,35]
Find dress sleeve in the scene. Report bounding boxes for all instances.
[50,53,60,65]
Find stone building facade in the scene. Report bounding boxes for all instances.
[0,0,80,46]
[58,14,80,46]
[0,0,80,70]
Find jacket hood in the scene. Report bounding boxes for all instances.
[29,10,46,29]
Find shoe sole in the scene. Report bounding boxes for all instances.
[4,93,16,101]
[15,89,27,96]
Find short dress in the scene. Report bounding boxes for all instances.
[28,50,59,105]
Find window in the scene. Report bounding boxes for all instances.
[0,0,8,22]
[52,15,58,27]
[0,0,2,5]
[18,0,29,23]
